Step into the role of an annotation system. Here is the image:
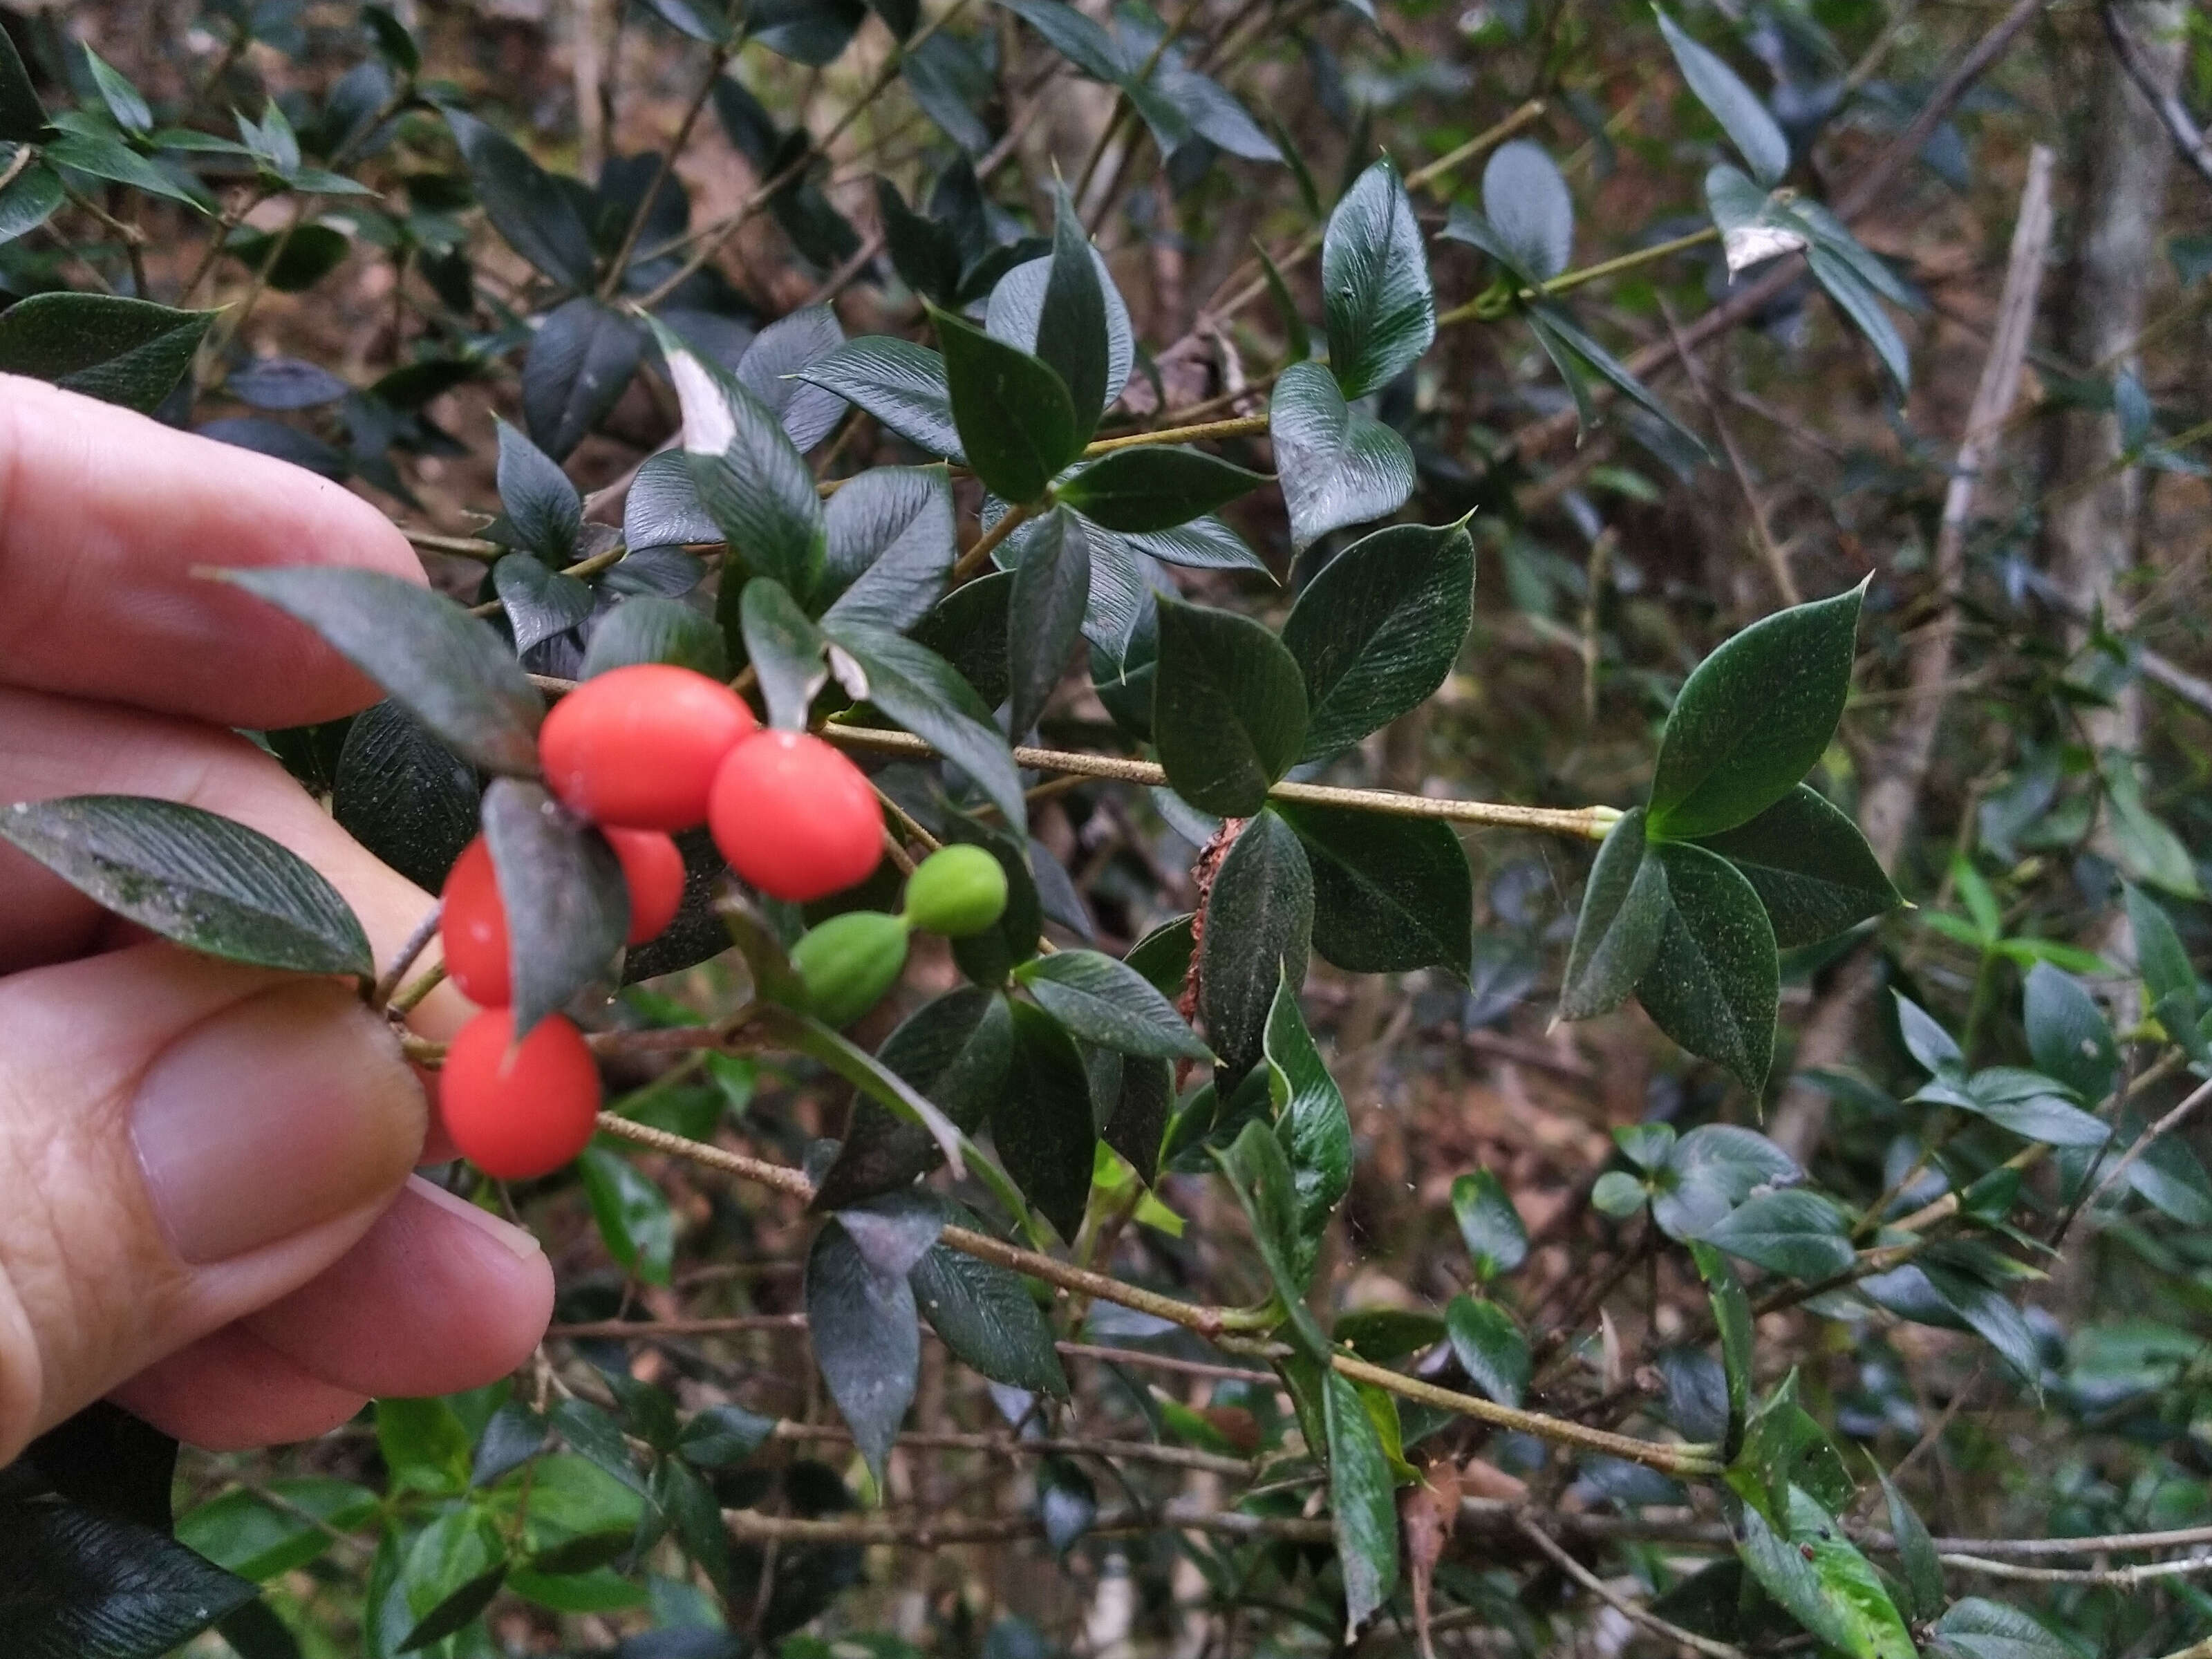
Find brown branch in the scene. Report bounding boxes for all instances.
[2101,2,2212,189]
[1513,1515,1746,1659]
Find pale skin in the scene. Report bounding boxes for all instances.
[0,375,553,1463]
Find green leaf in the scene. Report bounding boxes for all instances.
[522,297,646,461]
[0,293,212,413]
[0,159,63,247]
[1445,1293,1530,1405]
[879,986,1015,1134]
[1525,302,1712,460]
[1211,1118,1328,1354]
[1016,949,1210,1060]
[223,567,545,775]
[1654,1125,1803,1242]
[1593,1170,1649,1216]
[1322,1369,1401,1635]
[1258,242,1312,362]
[1034,184,1112,434]
[740,578,830,731]
[79,47,149,132]
[912,1237,1070,1395]
[1322,156,1434,397]
[578,1145,677,1284]
[493,554,592,653]
[1201,812,1314,1085]
[2023,962,2118,1103]
[1278,802,1471,974]
[984,243,1134,418]
[0,796,373,977]
[1559,807,1669,1019]
[827,622,1027,827]
[754,1002,971,1173]
[1265,972,1351,1280]
[1877,1471,1944,1622]
[1057,446,1271,532]
[1730,1372,1852,1517]
[797,336,966,462]
[581,595,729,679]
[1705,161,1810,274]
[0,1493,258,1658]
[332,701,480,894]
[934,304,1081,503]
[1648,581,1864,840]
[2127,883,2200,1024]
[483,777,629,1037]
[1152,599,1309,817]
[677,1403,776,1468]
[1738,1486,1914,1659]
[821,466,955,632]
[44,132,208,207]
[378,1397,474,1495]
[1102,1054,1172,1184]
[735,304,850,453]
[620,449,719,550]
[1481,140,1573,280]
[806,1218,919,1486]
[658,326,826,598]
[447,110,595,288]
[395,1510,507,1652]
[1281,521,1474,761]
[1655,8,1790,187]
[1929,1598,2071,1659]
[1334,1306,1446,1361]
[1006,505,1090,737]
[1696,785,1900,948]
[1700,1190,1853,1280]
[1810,245,1909,391]
[992,1002,1098,1242]
[1451,1170,1528,1280]
[1637,842,1779,1091]
[1268,358,1416,551]
[1691,1244,1753,1454]
[0,24,44,141]
[177,1479,379,1582]
[1918,1068,2109,1147]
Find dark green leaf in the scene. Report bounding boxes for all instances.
[1259,242,1312,362]
[797,337,966,462]
[1280,521,1472,760]
[1006,505,1090,736]
[494,554,591,652]
[935,306,1081,502]
[740,579,830,731]
[0,1494,258,1659]
[827,623,1027,827]
[2127,883,2199,1022]
[678,1403,776,1468]
[1917,1260,2040,1385]
[1445,1293,1529,1405]
[1451,1170,1528,1280]
[1637,842,1778,1091]
[223,224,350,294]
[902,35,992,154]
[578,1145,677,1284]
[1655,1124,1803,1241]
[1877,1470,1944,1622]
[1035,185,1111,434]
[821,466,955,631]
[879,986,1015,1134]
[483,777,629,1036]
[659,327,826,598]
[1212,1118,1328,1353]
[223,567,545,775]
[1656,8,1790,187]
[911,1239,1069,1395]
[0,25,44,141]
[1322,156,1434,398]
[622,449,720,551]
[582,596,728,678]
[81,46,149,131]
[332,700,479,893]
[176,1479,379,1582]
[984,245,1134,418]
[736,305,849,453]
[992,1002,1097,1241]
[754,1003,970,1172]
[1265,974,1350,1280]
[44,133,207,207]
[0,160,63,247]
[523,298,645,461]
[1016,949,1210,1059]
[1152,599,1309,817]
[1056,446,1270,533]
[1278,801,1470,974]
[1809,246,1909,392]
[806,1218,919,1486]
[1559,807,1669,1018]
[1103,1054,1172,1183]
[836,1190,948,1282]
[1696,785,1899,948]
[995,0,1125,79]
[878,176,963,301]
[1125,514,1270,573]
[0,293,212,413]
[1894,991,1964,1078]
[447,110,594,288]
[1481,140,1573,280]
[2023,963,2118,1103]
[1737,1485,1913,1659]
[1525,302,1711,460]
[1923,1069,2109,1147]
[1929,1597,2070,1659]
[1700,1190,1852,1280]
[1333,1306,1445,1361]
[0,795,372,977]
[393,1512,506,1653]
[1648,582,1864,840]
[1268,359,1416,550]
[1201,812,1314,1087]
[1322,1369,1400,1635]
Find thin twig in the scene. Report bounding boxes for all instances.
[371,903,442,1011]
[2101,2,2212,189]
[1513,1516,1746,1659]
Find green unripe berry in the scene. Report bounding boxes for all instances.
[901,844,1009,937]
[791,910,910,1027]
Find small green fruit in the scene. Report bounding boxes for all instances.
[901,844,1009,937]
[791,910,910,1026]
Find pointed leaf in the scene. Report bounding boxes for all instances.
[1266,975,1351,1279]
[821,466,955,631]
[1006,505,1090,737]
[740,578,830,730]
[2023,963,2118,1103]
[1212,1118,1328,1351]
[581,596,729,679]
[1696,785,1900,947]
[1560,807,1669,1018]
[1323,156,1434,397]
[448,110,595,288]
[1278,802,1471,973]
[1700,1190,1853,1280]
[484,778,628,1036]
[1015,949,1210,1059]
[1153,599,1309,817]
[494,554,592,653]
[984,245,1134,418]
[332,701,480,894]
[1656,8,1790,187]
[912,1239,1069,1395]
[1445,1294,1530,1405]
[661,328,826,597]
[806,1219,919,1486]
[1738,1485,1914,1659]
[1636,841,1779,1091]
[0,293,212,413]
[1481,140,1573,280]
[1810,245,1909,392]
[1877,1471,1944,1622]
[797,337,966,461]
[621,449,720,551]
[1323,1369,1400,1635]
[1034,186,1111,433]
[0,24,44,141]
[1930,1598,2070,1659]
[736,304,849,453]
[1452,1170,1528,1280]
[1057,446,1271,532]
[1268,359,1416,550]
[992,1002,1097,1241]
[523,298,646,461]
[1201,812,1315,1086]
[935,306,1080,502]
[826,623,1027,827]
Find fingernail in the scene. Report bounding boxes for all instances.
[403,1174,543,1262]
[133,982,427,1264]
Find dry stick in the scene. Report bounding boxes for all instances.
[768,1419,1254,1478]
[1939,1552,2212,1587]
[1512,1516,1746,1659]
[722,1501,1332,1546]
[819,723,1622,840]
[1770,144,2056,1162]
[590,1115,1718,1476]
[2102,1,2212,188]
[2074,1074,2212,1221]
[1660,296,1800,606]
[950,499,1038,581]
[599,47,731,303]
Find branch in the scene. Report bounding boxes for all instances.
[722,1500,1333,1546]
[767,1420,1255,1478]
[1513,1515,1746,1659]
[2101,2,2212,189]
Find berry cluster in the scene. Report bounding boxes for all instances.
[435,664,886,1181]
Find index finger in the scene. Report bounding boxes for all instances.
[0,375,429,727]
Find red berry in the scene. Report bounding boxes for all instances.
[710,731,884,903]
[440,836,509,1006]
[540,664,757,831]
[440,1009,603,1180]
[606,826,685,944]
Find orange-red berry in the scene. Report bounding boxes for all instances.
[540,664,756,831]
[709,730,884,903]
[439,1008,603,1181]
[606,826,685,944]
[440,836,509,1006]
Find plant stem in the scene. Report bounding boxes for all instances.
[370,903,443,1011]
[950,499,1039,581]
[599,47,729,303]
[1083,413,1270,453]
[1434,227,1720,327]
[403,528,507,561]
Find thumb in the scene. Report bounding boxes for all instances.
[0,944,426,1461]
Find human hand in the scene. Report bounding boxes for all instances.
[0,377,553,1463]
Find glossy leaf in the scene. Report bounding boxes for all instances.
[1656,8,1790,188]
[1016,949,1210,1060]
[394,1511,507,1652]
[821,466,955,631]
[935,306,1081,503]
[494,554,592,652]
[1057,446,1270,532]
[0,160,63,248]
[984,245,1134,418]
[483,778,629,1037]
[736,304,849,453]
[1700,1190,1853,1280]
[1560,808,1669,1019]
[223,567,545,776]
[1810,246,1910,391]
[1481,140,1573,280]
[1201,811,1314,1086]
[578,1146,677,1284]
[1322,1369,1400,1635]
[1452,1170,1528,1280]
[177,1479,379,1582]
[1696,785,1899,948]
[582,596,728,679]
[1279,802,1471,973]
[0,795,373,977]
[1322,156,1434,398]
[621,449,720,550]
[659,328,826,598]
[0,1496,258,1659]
[677,1403,776,1468]
[44,133,207,207]
[0,293,212,413]
[911,1239,1069,1395]
[2023,963,2118,1103]
[1653,1124,1803,1242]
[1648,582,1864,841]
[740,578,830,730]
[332,700,480,893]
[827,623,1027,827]
[1636,842,1779,1091]
[1268,358,1416,550]
[1006,505,1090,737]
[0,24,44,140]
[1031,185,1111,433]
[805,1219,919,1487]
[1445,1294,1530,1406]
[1265,974,1351,1280]
[992,1002,1098,1241]
[1738,1485,1913,1659]
[797,337,966,462]
[1212,1118,1327,1352]
[1929,1598,2070,1659]
[523,298,644,461]
[448,111,596,288]
[1877,1470,1944,1622]
[1152,599,1309,817]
